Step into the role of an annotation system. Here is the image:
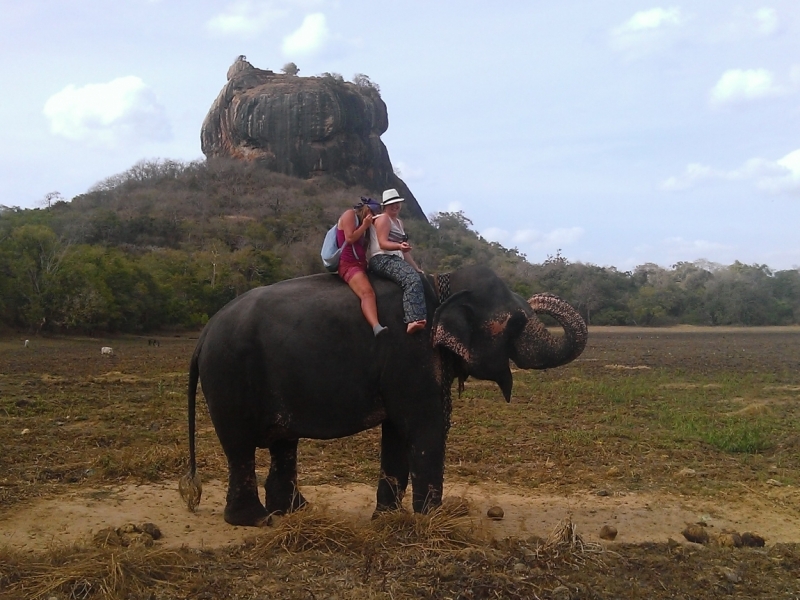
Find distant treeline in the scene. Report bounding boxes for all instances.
[1,159,798,333]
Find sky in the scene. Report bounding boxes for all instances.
[1,1,799,271]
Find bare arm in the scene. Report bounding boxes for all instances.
[339,209,372,244]
[375,215,411,252]
[377,216,422,272]
[397,217,422,272]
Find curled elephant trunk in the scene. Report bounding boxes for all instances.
[511,293,588,370]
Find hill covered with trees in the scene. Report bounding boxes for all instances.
[1,158,798,333]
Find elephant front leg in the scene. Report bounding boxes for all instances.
[224,450,269,526]
[374,420,410,516]
[265,438,307,515]
[408,428,445,514]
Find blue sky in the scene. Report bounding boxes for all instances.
[1,1,799,270]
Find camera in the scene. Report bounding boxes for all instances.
[400,234,409,242]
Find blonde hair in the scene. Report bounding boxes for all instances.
[355,204,375,222]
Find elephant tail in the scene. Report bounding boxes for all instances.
[179,344,203,512]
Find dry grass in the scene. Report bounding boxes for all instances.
[2,510,798,600]
[540,517,605,568]
[251,496,478,558]
[1,504,610,600]
[0,545,198,600]
[252,509,365,556]
[2,329,800,598]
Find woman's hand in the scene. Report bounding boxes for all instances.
[399,241,412,252]
[362,213,373,228]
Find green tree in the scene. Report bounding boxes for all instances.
[352,73,380,94]
[1,225,71,330]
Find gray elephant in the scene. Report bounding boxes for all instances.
[180,265,587,526]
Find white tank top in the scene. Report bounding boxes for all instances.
[368,215,406,260]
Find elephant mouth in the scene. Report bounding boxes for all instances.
[468,360,513,402]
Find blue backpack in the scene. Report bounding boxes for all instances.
[321,215,362,272]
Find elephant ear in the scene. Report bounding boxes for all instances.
[431,291,475,364]
[432,290,515,402]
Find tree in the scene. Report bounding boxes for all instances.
[1,225,71,329]
[430,211,474,231]
[281,62,299,76]
[40,191,64,209]
[319,72,344,83]
[352,73,380,93]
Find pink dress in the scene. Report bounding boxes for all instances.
[336,215,369,283]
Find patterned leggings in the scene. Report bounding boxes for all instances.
[369,254,427,323]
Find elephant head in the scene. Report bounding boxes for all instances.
[431,268,587,401]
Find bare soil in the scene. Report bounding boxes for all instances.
[3,480,800,553]
[1,327,799,599]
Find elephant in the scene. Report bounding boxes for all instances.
[179,265,587,526]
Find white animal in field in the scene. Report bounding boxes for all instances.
[101,346,114,356]
[24,339,29,348]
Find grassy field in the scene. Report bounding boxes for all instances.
[1,327,799,598]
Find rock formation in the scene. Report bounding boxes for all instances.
[201,57,424,218]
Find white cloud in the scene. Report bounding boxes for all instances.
[662,149,800,195]
[714,7,781,41]
[393,161,425,181]
[616,7,682,33]
[207,1,288,37]
[790,65,800,86]
[663,237,731,254]
[481,226,585,250]
[43,76,171,147]
[709,68,783,106]
[282,13,329,56]
[661,163,718,191]
[754,7,778,36]
[631,240,734,268]
[765,150,800,193]
[610,7,684,55]
[481,227,507,243]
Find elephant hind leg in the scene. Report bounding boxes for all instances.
[224,451,270,526]
[265,438,307,515]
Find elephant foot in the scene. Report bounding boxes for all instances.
[371,503,407,520]
[291,489,308,512]
[420,499,442,514]
[224,500,271,527]
[413,485,443,514]
[266,489,307,515]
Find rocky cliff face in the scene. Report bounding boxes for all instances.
[201,57,423,218]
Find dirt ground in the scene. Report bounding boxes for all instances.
[1,326,799,599]
[3,480,800,554]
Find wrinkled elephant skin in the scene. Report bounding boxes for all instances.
[180,265,587,526]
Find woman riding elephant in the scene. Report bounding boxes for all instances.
[368,189,427,334]
[336,197,387,336]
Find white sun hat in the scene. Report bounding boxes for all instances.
[381,188,405,206]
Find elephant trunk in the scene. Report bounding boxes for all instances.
[511,293,588,370]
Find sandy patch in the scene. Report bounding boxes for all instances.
[1,481,798,552]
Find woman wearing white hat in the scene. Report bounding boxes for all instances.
[367,189,427,334]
